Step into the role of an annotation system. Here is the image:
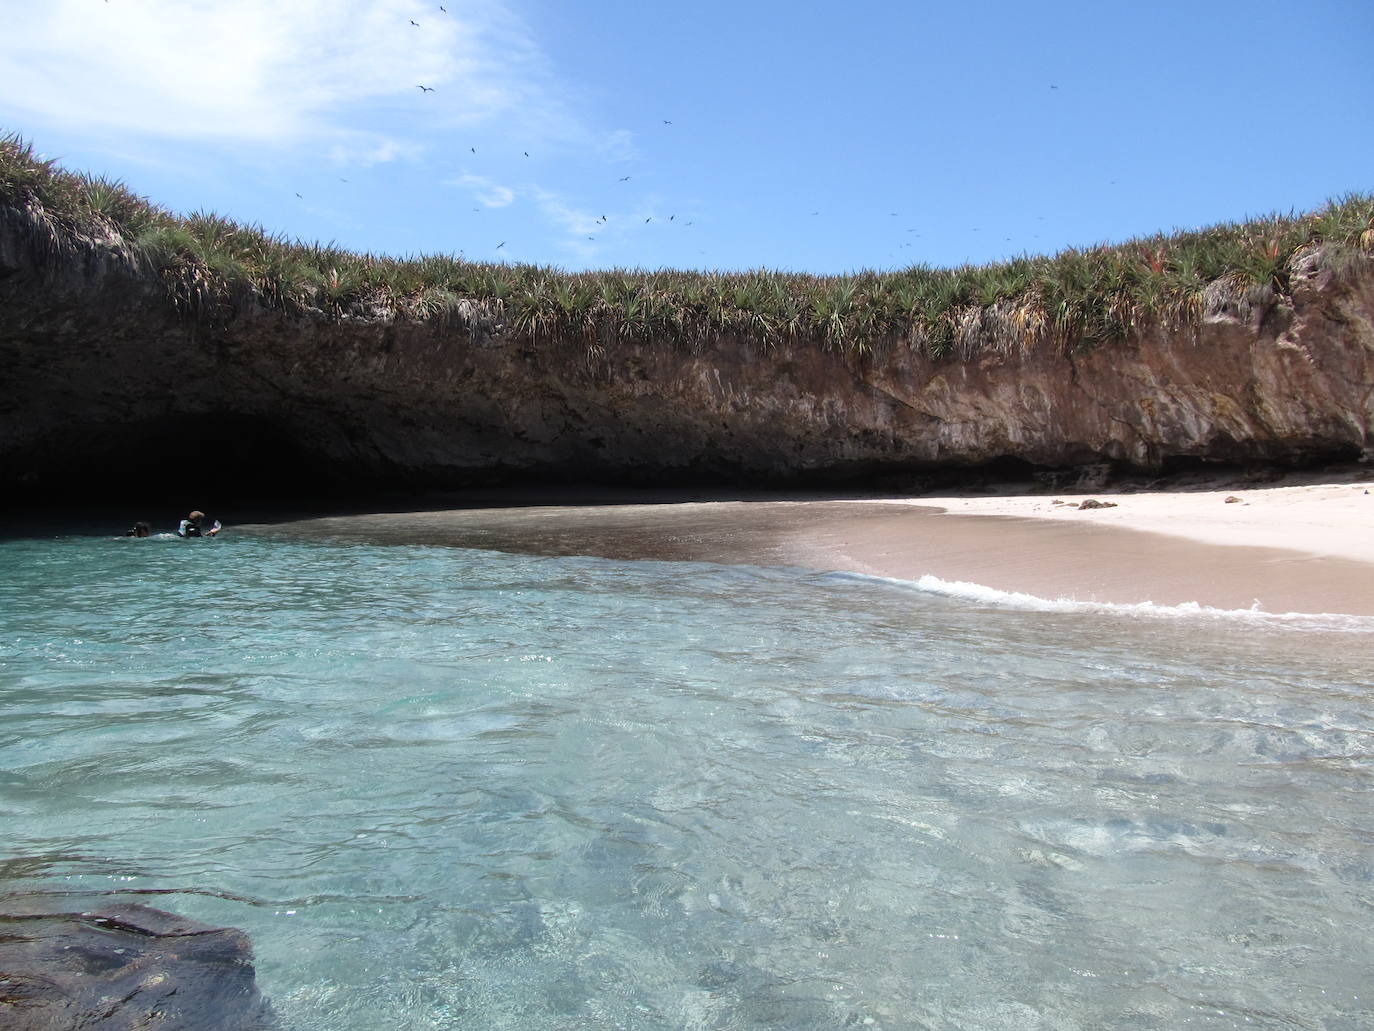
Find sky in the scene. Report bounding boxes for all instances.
[2,0,1371,275]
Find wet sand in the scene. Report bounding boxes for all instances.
[243,471,1374,617]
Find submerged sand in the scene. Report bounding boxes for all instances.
[244,467,1374,618]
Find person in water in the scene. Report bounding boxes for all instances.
[177,511,222,538]
[124,521,151,538]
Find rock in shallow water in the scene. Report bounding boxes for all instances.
[0,903,273,1030]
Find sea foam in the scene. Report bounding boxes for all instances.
[829,571,1374,633]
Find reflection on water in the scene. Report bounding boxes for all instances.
[0,529,1371,1030]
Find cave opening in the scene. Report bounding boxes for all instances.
[20,412,342,509]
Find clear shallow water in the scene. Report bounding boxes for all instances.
[1,531,1372,1030]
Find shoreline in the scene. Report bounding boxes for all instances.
[808,466,1374,617]
[239,467,1374,619]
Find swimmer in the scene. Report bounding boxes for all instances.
[177,511,222,538]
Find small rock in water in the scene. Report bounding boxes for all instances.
[1224,495,1243,504]
[1077,499,1117,510]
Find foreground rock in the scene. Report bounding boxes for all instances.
[0,903,273,1030]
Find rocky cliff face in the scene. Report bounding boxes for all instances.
[2,203,1372,503]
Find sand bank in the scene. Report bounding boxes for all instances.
[245,467,1374,618]
[811,468,1374,616]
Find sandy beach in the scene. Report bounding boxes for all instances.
[247,466,1374,619]
[803,467,1374,617]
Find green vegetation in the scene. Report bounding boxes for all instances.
[4,132,1372,359]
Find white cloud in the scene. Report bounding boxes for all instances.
[328,138,424,167]
[449,173,516,208]
[531,188,602,237]
[0,0,612,156]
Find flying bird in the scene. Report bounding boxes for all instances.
[470,147,476,153]
[669,215,675,221]
[644,217,652,223]
[295,193,303,199]
[496,241,505,249]
[439,4,446,9]
[618,176,631,182]
[417,85,434,92]
[662,120,672,124]
[410,19,419,26]
[523,151,529,157]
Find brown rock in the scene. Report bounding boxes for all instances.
[2,200,1373,501]
[1078,499,1118,510]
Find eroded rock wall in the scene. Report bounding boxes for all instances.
[2,204,1371,501]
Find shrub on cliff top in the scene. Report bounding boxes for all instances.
[3,132,1372,360]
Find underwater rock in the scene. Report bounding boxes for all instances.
[0,903,273,1030]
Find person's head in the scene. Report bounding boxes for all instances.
[188,510,205,524]
[134,521,150,537]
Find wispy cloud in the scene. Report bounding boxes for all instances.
[0,0,618,158]
[531,188,603,237]
[449,174,517,208]
[329,138,424,167]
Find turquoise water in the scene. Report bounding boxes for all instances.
[1,530,1372,1030]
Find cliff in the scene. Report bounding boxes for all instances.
[2,200,1372,504]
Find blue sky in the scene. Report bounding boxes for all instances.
[2,0,1371,275]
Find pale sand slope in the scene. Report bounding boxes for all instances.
[811,470,1374,616]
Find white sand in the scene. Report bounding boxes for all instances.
[887,473,1374,565]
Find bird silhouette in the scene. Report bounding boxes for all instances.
[810,211,819,216]
[417,85,434,92]
[644,217,652,223]
[410,19,419,27]
[496,241,505,249]
[669,214,675,221]
[439,4,446,10]
[662,120,672,124]
[523,151,529,157]
[618,176,631,182]
[339,178,349,183]
[295,193,303,199]
[470,147,476,153]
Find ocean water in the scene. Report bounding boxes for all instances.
[1,527,1372,1030]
